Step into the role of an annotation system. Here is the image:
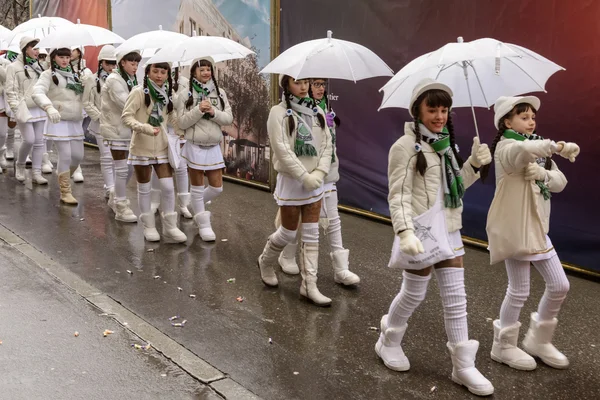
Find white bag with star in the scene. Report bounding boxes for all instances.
[388,187,455,270]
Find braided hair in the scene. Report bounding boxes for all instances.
[50,48,73,86]
[185,60,225,110]
[480,103,546,183]
[22,40,44,79]
[309,80,341,127]
[96,60,103,93]
[118,51,142,92]
[71,48,83,74]
[281,75,325,136]
[172,67,179,93]
[144,63,174,114]
[410,89,457,176]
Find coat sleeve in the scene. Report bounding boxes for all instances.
[211,90,233,126]
[107,77,128,111]
[121,89,155,136]
[31,70,53,111]
[267,107,308,181]
[168,109,184,137]
[176,92,204,130]
[388,140,417,234]
[4,64,21,113]
[496,139,554,173]
[461,156,481,189]
[82,74,101,121]
[315,122,332,175]
[546,159,567,193]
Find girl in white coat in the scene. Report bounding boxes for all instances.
[0,50,18,172]
[177,57,232,241]
[82,45,117,201]
[99,50,142,222]
[278,78,360,286]
[257,74,332,306]
[32,48,85,204]
[69,46,91,183]
[121,62,186,243]
[376,79,493,396]
[482,96,579,371]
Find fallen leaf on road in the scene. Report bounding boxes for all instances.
[103,330,114,337]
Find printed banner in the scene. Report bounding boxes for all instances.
[280,0,600,271]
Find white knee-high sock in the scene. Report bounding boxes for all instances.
[190,185,205,214]
[0,118,8,149]
[270,226,298,248]
[435,268,469,345]
[301,222,319,244]
[500,259,530,327]
[533,255,570,321]
[175,165,189,194]
[159,177,175,213]
[137,182,151,214]
[6,126,15,152]
[326,216,344,252]
[204,185,223,203]
[387,271,431,328]
[151,171,161,190]
[55,141,73,174]
[95,135,115,189]
[113,159,129,201]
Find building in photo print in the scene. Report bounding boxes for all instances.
[175,0,271,183]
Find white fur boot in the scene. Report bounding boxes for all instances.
[491,320,536,370]
[375,315,410,371]
[447,340,494,396]
[522,312,569,369]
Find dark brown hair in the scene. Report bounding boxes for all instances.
[309,79,340,127]
[143,63,174,114]
[118,51,142,92]
[281,75,325,135]
[185,59,225,110]
[50,48,75,85]
[22,40,44,79]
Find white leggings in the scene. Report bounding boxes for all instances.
[0,117,7,149]
[55,140,84,174]
[93,133,115,190]
[499,255,570,327]
[320,189,344,252]
[17,121,45,170]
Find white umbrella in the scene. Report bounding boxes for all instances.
[147,35,254,65]
[117,25,188,58]
[4,15,74,47]
[0,25,11,50]
[379,37,565,137]
[260,30,393,81]
[37,19,124,49]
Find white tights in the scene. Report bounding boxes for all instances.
[17,121,45,171]
[55,140,84,174]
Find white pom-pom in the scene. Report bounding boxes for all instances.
[286,109,292,116]
[414,143,422,152]
[143,87,149,94]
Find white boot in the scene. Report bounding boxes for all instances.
[139,212,160,242]
[177,193,193,219]
[15,164,26,182]
[72,165,84,182]
[115,199,138,223]
[447,340,494,396]
[5,129,14,160]
[32,169,48,185]
[0,147,7,169]
[257,237,280,287]
[278,242,300,275]
[491,320,536,370]
[331,249,360,285]
[193,211,216,242]
[522,312,569,369]
[161,212,187,243]
[299,242,332,307]
[42,153,53,174]
[104,186,112,200]
[150,189,161,214]
[375,315,410,371]
[107,188,116,214]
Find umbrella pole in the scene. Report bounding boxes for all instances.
[462,62,480,138]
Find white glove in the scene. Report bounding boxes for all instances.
[399,230,424,256]
[557,141,580,162]
[302,170,325,191]
[47,107,61,124]
[524,162,547,181]
[470,137,492,168]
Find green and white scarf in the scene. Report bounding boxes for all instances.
[117,69,138,91]
[53,63,84,94]
[503,129,551,200]
[6,51,18,62]
[419,124,465,208]
[25,56,44,77]
[146,78,169,127]
[191,78,216,119]
[317,98,336,163]
[288,94,319,157]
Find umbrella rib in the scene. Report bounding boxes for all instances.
[467,61,490,107]
[338,44,358,82]
[505,57,546,91]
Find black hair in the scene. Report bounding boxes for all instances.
[172,67,179,93]
[410,89,462,176]
[281,75,325,136]
[185,59,225,110]
[50,48,75,85]
[22,40,44,79]
[119,51,142,92]
[309,79,340,127]
[71,48,83,74]
[144,63,173,114]
[96,59,117,93]
[480,103,547,183]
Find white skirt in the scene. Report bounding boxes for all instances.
[0,95,5,113]
[514,235,557,262]
[28,107,47,123]
[167,126,186,145]
[274,173,324,206]
[448,230,466,257]
[104,139,130,152]
[44,120,84,141]
[88,119,100,135]
[181,142,224,171]
[127,153,169,166]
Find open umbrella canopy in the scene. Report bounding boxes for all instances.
[37,19,124,49]
[4,16,73,48]
[117,25,188,58]
[147,35,254,65]
[260,30,393,81]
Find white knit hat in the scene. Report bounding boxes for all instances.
[98,45,117,62]
[116,49,141,66]
[19,36,39,51]
[493,96,540,129]
[408,78,453,117]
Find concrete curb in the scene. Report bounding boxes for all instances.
[0,223,261,400]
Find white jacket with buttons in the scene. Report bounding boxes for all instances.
[388,122,480,235]
[99,73,133,140]
[5,55,45,122]
[32,69,83,121]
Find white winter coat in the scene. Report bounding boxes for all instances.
[99,73,132,140]
[82,73,103,122]
[32,70,83,121]
[388,122,480,235]
[5,55,45,122]
[0,57,10,97]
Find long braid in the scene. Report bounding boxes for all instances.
[185,66,195,109]
[172,67,179,93]
[166,70,174,114]
[315,110,325,128]
[211,65,225,109]
[143,67,151,107]
[413,118,428,176]
[96,61,103,93]
[446,114,463,168]
[283,88,295,135]
[22,50,31,79]
[480,125,504,183]
[51,61,59,85]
